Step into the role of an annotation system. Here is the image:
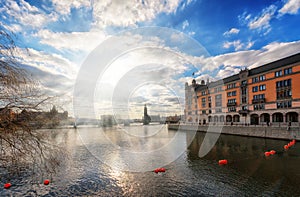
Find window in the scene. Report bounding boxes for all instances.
[284,67,292,75]
[252,77,258,83]
[232,91,236,96]
[202,110,206,114]
[253,94,265,100]
[275,70,282,77]
[227,92,232,97]
[202,98,206,108]
[259,75,266,81]
[208,96,211,102]
[276,79,291,88]
[216,108,222,113]
[201,91,206,96]
[252,86,258,92]
[241,80,247,85]
[227,83,236,89]
[242,106,248,110]
[259,84,266,91]
[215,94,222,107]
[254,104,265,110]
[242,97,247,103]
[277,101,292,108]
[228,99,236,103]
[228,107,236,112]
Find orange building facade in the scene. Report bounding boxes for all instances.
[185,53,300,126]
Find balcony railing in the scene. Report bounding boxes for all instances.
[238,109,250,114]
[252,98,265,104]
[227,102,237,107]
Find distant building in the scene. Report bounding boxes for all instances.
[185,53,300,126]
[101,115,117,127]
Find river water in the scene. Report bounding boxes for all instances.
[1,124,300,196]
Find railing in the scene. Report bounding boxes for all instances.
[227,102,237,107]
[252,98,265,104]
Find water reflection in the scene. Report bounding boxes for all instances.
[188,132,300,195]
[2,127,300,196]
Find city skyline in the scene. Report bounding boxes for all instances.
[0,0,300,118]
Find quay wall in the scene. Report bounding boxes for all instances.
[168,124,300,140]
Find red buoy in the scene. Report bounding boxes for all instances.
[44,179,50,185]
[154,168,166,173]
[4,183,11,189]
[284,145,289,150]
[270,150,276,155]
[218,159,228,165]
[264,152,271,157]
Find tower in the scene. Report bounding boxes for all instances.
[143,104,151,125]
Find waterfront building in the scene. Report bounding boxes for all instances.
[185,53,300,126]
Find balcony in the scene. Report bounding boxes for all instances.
[238,109,250,115]
[252,98,265,104]
[227,102,237,107]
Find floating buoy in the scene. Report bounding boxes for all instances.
[270,150,276,155]
[218,159,228,165]
[44,179,50,185]
[284,145,289,150]
[292,139,296,144]
[4,183,11,189]
[154,168,166,173]
[264,152,271,157]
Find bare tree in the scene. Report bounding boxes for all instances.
[0,28,63,181]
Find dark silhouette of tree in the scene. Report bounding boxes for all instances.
[0,28,62,181]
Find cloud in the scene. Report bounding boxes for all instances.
[92,0,183,27]
[51,0,91,15]
[209,40,300,79]
[223,28,240,36]
[182,20,189,30]
[223,40,253,51]
[34,29,107,52]
[248,5,277,34]
[1,0,58,28]
[279,0,300,15]
[15,47,78,79]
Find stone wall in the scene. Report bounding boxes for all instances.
[168,124,300,140]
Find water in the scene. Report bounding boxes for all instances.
[1,125,300,196]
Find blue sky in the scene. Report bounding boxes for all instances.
[1,0,300,117]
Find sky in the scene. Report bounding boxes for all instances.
[1,0,300,119]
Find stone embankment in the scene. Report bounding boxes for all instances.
[168,124,300,140]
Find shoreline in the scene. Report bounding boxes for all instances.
[168,124,300,141]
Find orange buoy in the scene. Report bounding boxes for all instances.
[284,145,289,150]
[264,152,271,157]
[4,183,11,189]
[270,150,276,155]
[218,159,228,165]
[44,179,50,185]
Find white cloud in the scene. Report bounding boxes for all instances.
[223,28,240,36]
[182,20,189,30]
[15,47,78,79]
[1,0,58,28]
[211,40,300,79]
[92,0,182,27]
[223,40,254,51]
[51,0,91,15]
[35,29,107,52]
[248,5,277,33]
[279,0,300,15]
